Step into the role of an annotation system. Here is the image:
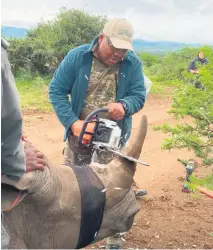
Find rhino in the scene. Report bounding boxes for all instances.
[1,115,148,249]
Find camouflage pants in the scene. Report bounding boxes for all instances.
[63,136,123,247]
[106,233,123,249]
[63,136,93,166]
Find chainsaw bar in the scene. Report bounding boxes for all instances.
[107,148,149,166]
[93,144,149,166]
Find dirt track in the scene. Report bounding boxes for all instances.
[23,94,213,249]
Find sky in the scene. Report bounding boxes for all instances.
[1,0,213,44]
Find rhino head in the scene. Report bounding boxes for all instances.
[1,115,148,249]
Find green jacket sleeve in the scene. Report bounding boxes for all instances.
[118,60,146,116]
[49,51,79,133]
[1,40,26,179]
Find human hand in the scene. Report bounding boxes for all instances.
[107,102,125,120]
[23,140,47,173]
[71,120,96,141]
[192,69,199,74]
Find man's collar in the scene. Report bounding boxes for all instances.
[91,43,98,58]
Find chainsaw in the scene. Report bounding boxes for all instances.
[78,108,149,166]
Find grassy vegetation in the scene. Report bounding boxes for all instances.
[15,67,171,112]
[188,173,213,191]
[183,173,213,201]
[16,76,52,112]
[144,73,175,96]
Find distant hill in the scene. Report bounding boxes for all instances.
[1,26,202,53]
[133,39,201,54]
[1,26,28,39]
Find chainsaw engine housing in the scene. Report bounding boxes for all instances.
[93,118,122,149]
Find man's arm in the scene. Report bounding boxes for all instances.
[118,60,146,116]
[1,42,26,179]
[48,51,79,134]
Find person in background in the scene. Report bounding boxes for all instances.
[1,38,47,249]
[188,51,208,89]
[188,51,208,74]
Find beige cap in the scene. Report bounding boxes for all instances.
[103,18,134,51]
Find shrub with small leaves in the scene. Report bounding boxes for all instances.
[154,46,213,165]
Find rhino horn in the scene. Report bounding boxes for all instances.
[122,114,148,160]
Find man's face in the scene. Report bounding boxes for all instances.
[198,52,204,59]
[97,34,127,66]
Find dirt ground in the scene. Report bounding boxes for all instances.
[23,94,213,249]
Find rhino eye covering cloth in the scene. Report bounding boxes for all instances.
[71,164,106,249]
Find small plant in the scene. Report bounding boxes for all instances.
[189,174,213,191]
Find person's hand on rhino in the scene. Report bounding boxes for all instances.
[22,136,47,172]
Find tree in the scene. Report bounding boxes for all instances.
[139,52,160,67]
[8,8,107,75]
[154,46,213,165]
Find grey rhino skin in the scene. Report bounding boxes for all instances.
[2,115,148,249]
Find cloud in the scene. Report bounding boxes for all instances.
[1,0,213,43]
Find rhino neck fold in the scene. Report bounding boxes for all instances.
[30,166,61,204]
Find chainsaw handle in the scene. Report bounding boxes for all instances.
[78,108,109,146]
[84,108,109,122]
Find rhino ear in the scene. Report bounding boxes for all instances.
[1,174,32,212]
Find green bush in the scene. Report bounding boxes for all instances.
[8,8,107,75]
[153,46,213,165]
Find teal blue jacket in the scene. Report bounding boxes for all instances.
[49,37,146,146]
